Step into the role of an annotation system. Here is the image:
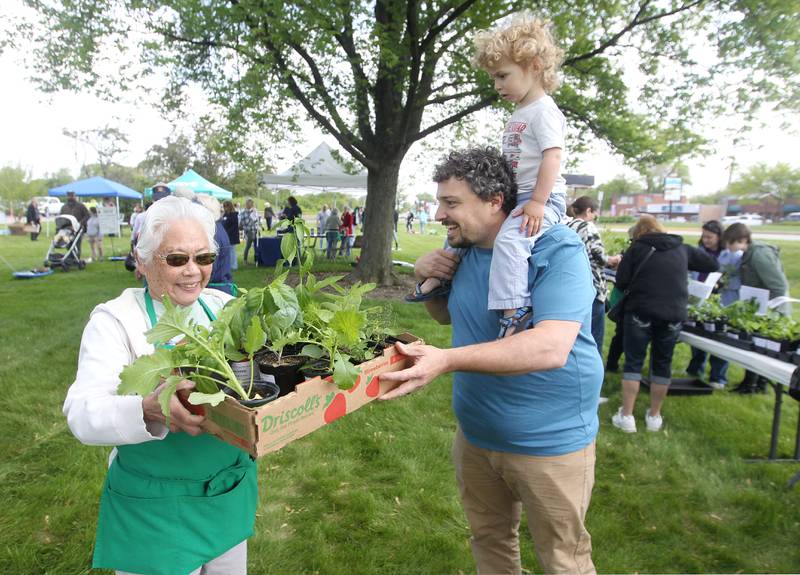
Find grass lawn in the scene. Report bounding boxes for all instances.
[1,224,800,573]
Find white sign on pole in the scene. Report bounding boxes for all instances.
[664,177,682,201]
[97,205,119,236]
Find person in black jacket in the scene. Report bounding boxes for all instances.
[611,215,718,434]
[26,198,41,241]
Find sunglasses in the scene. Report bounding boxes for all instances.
[158,252,217,267]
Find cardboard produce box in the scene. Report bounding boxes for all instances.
[202,333,419,458]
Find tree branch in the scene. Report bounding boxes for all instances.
[426,88,484,105]
[286,39,355,138]
[420,0,481,52]
[257,24,369,166]
[413,94,497,142]
[334,11,375,143]
[228,3,370,165]
[564,0,705,67]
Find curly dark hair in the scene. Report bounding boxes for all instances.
[432,147,517,215]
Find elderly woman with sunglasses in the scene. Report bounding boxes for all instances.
[63,196,256,575]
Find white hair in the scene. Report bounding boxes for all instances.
[135,196,217,265]
[172,186,197,201]
[195,194,222,220]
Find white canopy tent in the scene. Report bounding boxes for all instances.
[262,142,368,198]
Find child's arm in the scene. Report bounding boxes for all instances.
[515,147,562,237]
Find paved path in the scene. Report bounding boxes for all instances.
[604,226,800,242]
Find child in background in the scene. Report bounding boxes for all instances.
[408,13,567,337]
[718,224,746,306]
[86,207,104,261]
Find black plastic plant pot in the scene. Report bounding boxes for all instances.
[369,335,402,354]
[726,338,754,352]
[258,354,306,397]
[220,378,280,408]
[239,379,280,408]
[300,359,333,381]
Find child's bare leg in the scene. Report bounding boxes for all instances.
[419,276,443,295]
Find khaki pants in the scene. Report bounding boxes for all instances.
[453,429,596,575]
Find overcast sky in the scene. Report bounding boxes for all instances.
[2,2,798,199]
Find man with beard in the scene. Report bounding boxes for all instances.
[382,147,602,575]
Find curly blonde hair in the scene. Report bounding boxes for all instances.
[473,13,564,93]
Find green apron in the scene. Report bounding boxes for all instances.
[208,281,239,297]
[92,291,257,575]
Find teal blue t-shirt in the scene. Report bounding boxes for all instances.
[449,225,603,456]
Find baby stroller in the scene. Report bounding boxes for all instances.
[45,215,86,272]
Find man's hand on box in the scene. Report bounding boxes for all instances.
[379,342,450,400]
[414,249,461,283]
[142,379,205,436]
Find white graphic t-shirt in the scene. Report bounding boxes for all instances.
[502,94,567,208]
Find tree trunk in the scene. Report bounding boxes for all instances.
[353,155,403,285]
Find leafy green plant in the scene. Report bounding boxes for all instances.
[298,281,380,390]
[271,215,395,389]
[118,298,254,422]
[600,229,629,256]
[117,216,398,412]
[688,294,725,323]
[723,299,763,334]
[756,312,800,341]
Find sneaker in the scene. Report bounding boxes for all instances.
[612,408,636,433]
[709,381,726,390]
[645,410,663,432]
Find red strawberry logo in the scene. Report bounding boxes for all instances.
[324,393,347,424]
[348,375,362,394]
[366,375,380,398]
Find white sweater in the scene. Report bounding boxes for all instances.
[63,287,232,447]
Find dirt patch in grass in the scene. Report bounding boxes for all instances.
[284,271,417,301]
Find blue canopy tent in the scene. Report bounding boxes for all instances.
[144,169,234,200]
[49,176,142,200]
[49,177,142,249]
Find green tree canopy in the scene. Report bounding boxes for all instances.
[724,163,800,214]
[0,166,30,207]
[139,118,271,199]
[19,0,800,282]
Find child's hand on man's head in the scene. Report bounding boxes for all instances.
[513,200,545,237]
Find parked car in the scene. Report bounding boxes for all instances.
[722,214,764,226]
[32,196,64,217]
[785,212,800,222]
